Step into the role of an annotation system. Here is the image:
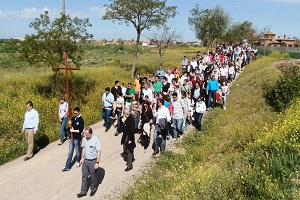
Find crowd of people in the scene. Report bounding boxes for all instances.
[22,43,255,198]
[98,43,255,171]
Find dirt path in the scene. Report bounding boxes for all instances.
[0,120,158,200]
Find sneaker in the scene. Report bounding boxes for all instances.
[173,138,177,141]
[206,108,210,111]
[179,135,183,140]
[62,167,70,172]
[224,107,226,110]
[76,163,81,168]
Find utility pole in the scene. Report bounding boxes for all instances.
[62,0,66,33]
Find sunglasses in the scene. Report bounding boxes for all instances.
[74,112,79,115]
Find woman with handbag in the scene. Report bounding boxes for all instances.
[139,103,154,153]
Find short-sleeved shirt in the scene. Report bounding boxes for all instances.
[134,78,141,92]
[153,81,162,93]
[59,102,68,118]
[172,99,185,119]
[102,92,114,109]
[82,134,101,160]
[125,88,135,103]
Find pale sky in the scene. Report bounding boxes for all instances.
[0,0,299,42]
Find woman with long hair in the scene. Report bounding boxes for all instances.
[139,103,154,153]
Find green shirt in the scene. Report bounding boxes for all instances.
[125,88,135,103]
[153,81,162,93]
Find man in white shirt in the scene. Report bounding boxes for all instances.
[165,69,175,84]
[142,84,153,102]
[198,61,205,73]
[190,57,198,72]
[219,64,228,84]
[22,101,39,161]
[153,98,171,155]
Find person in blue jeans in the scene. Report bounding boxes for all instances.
[58,97,70,145]
[153,98,171,155]
[62,107,84,171]
[102,87,114,132]
[206,74,219,110]
[195,96,206,132]
[171,92,186,140]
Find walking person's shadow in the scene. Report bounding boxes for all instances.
[86,167,105,194]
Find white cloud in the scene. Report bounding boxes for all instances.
[0,7,62,19]
[90,6,106,17]
[0,6,106,20]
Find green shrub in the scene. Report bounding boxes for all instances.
[262,66,300,112]
[289,52,300,59]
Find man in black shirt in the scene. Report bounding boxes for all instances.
[162,77,170,95]
[62,107,84,171]
[111,80,121,101]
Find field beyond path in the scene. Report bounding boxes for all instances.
[0,120,155,200]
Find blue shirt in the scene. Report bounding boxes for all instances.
[206,79,219,92]
[82,134,101,160]
[102,92,114,110]
[23,108,39,131]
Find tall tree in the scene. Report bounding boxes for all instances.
[189,4,230,47]
[147,25,182,66]
[18,11,92,96]
[188,4,211,47]
[223,21,256,44]
[102,0,177,78]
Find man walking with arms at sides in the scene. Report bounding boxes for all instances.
[102,87,114,132]
[171,92,186,141]
[153,76,163,93]
[77,127,101,198]
[62,107,84,171]
[153,98,171,155]
[206,74,219,110]
[22,101,39,161]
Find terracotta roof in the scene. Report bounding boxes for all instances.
[270,39,281,44]
[265,31,275,35]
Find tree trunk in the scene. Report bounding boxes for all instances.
[159,47,163,66]
[51,70,58,97]
[131,31,141,78]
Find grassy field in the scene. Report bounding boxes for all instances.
[121,53,300,199]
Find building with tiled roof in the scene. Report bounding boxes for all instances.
[259,31,295,47]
